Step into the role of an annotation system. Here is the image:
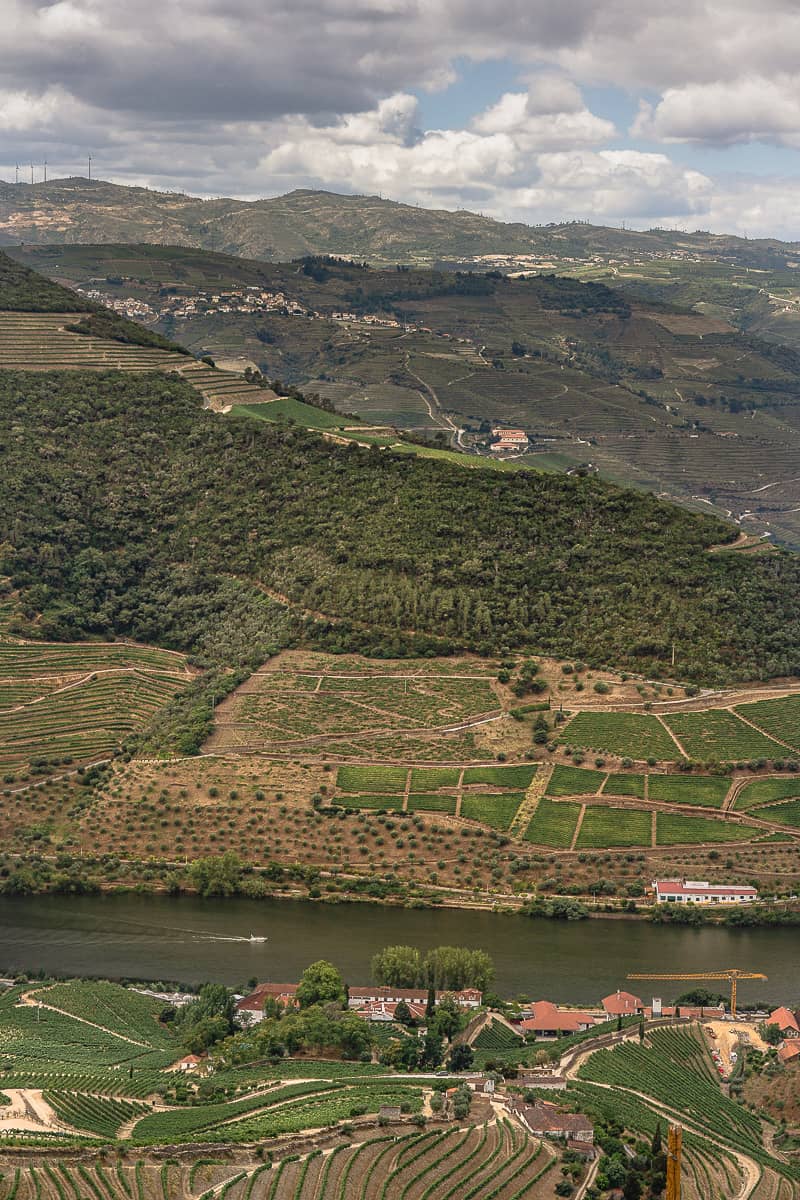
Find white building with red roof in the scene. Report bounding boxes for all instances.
[520,1001,595,1037]
[653,879,758,905]
[602,990,642,1017]
[768,1007,800,1038]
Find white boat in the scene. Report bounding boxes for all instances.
[248,933,267,943]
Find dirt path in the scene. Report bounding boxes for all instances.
[0,1089,84,1136]
[654,713,689,757]
[509,764,552,838]
[404,353,461,446]
[570,805,586,850]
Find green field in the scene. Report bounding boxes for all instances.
[406,794,457,814]
[336,765,408,792]
[460,793,523,831]
[576,806,652,848]
[734,777,800,810]
[524,797,581,847]
[647,774,730,808]
[560,712,677,760]
[232,396,359,429]
[409,766,460,790]
[461,765,537,788]
[546,765,606,796]
[603,773,646,798]
[757,799,800,828]
[655,813,755,845]
[734,695,800,751]
[663,710,784,761]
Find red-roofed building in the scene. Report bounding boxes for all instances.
[505,1099,594,1144]
[236,982,299,1022]
[653,879,758,905]
[778,1042,800,1065]
[768,1007,800,1038]
[602,990,642,1017]
[520,1001,595,1037]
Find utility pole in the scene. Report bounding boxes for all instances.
[43,159,47,183]
[88,153,92,181]
[30,163,34,185]
[15,163,19,185]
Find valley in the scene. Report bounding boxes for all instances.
[9,241,800,545]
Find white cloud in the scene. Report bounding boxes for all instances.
[632,76,800,147]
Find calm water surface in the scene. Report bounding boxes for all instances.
[0,894,796,1005]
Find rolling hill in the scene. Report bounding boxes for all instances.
[10,242,800,546]
[3,176,800,271]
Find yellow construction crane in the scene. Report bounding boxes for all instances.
[627,969,767,1019]
[666,1124,682,1200]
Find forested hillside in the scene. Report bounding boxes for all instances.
[3,367,800,683]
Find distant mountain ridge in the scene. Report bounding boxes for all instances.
[1,176,799,268]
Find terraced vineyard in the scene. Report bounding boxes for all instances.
[578,1026,800,1188]
[0,1122,558,1200]
[560,712,678,760]
[207,660,500,754]
[336,761,529,830]
[0,641,191,774]
[735,695,800,752]
[663,710,786,761]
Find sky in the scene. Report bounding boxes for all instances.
[2,0,800,239]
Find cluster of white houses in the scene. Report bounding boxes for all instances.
[237,982,482,1024]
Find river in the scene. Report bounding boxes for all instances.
[0,895,796,1006]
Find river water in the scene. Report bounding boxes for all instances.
[0,895,796,1006]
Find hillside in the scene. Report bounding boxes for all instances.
[11,242,800,546]
[3,177,800,271]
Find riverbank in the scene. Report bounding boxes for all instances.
[3,851,799,928]
[0,892,794,1002]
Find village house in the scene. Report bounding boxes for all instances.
[235,982,299,1022]
[506,1099,594,1144]
[490,427,529,453]
[602,990,642,1017]
[356,1000,427,1023]
[652,879,758,905]
[768,1007,800,1038]
[778,1042,800,1065]
[520,1001,596,1038]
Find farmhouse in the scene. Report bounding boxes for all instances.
[520,1001,595,1037]
[236,982,299,1022]
[491,427,529,453]
[506,1099,594,1144]
[602,990,642,1017]
[779,1042,800,1065]
[768,1007,800,1038]
[653,879,759,905]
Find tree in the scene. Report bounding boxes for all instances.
[371,945,423,988]
[760,1021,783,1046]
[447,1043,474,1072]
[651,1120,662,1157]
[296,960,346,1008]
[425,985,436,1020]
[422,947,494,992]
[188,851,242,898]
[394,999,416,1027]
[418,1031,444,1070]
[622,1173,642,1200]
[432,995,462,1042]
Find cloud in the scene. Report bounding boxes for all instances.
[1,0,799,238]
[632,76,800,147]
